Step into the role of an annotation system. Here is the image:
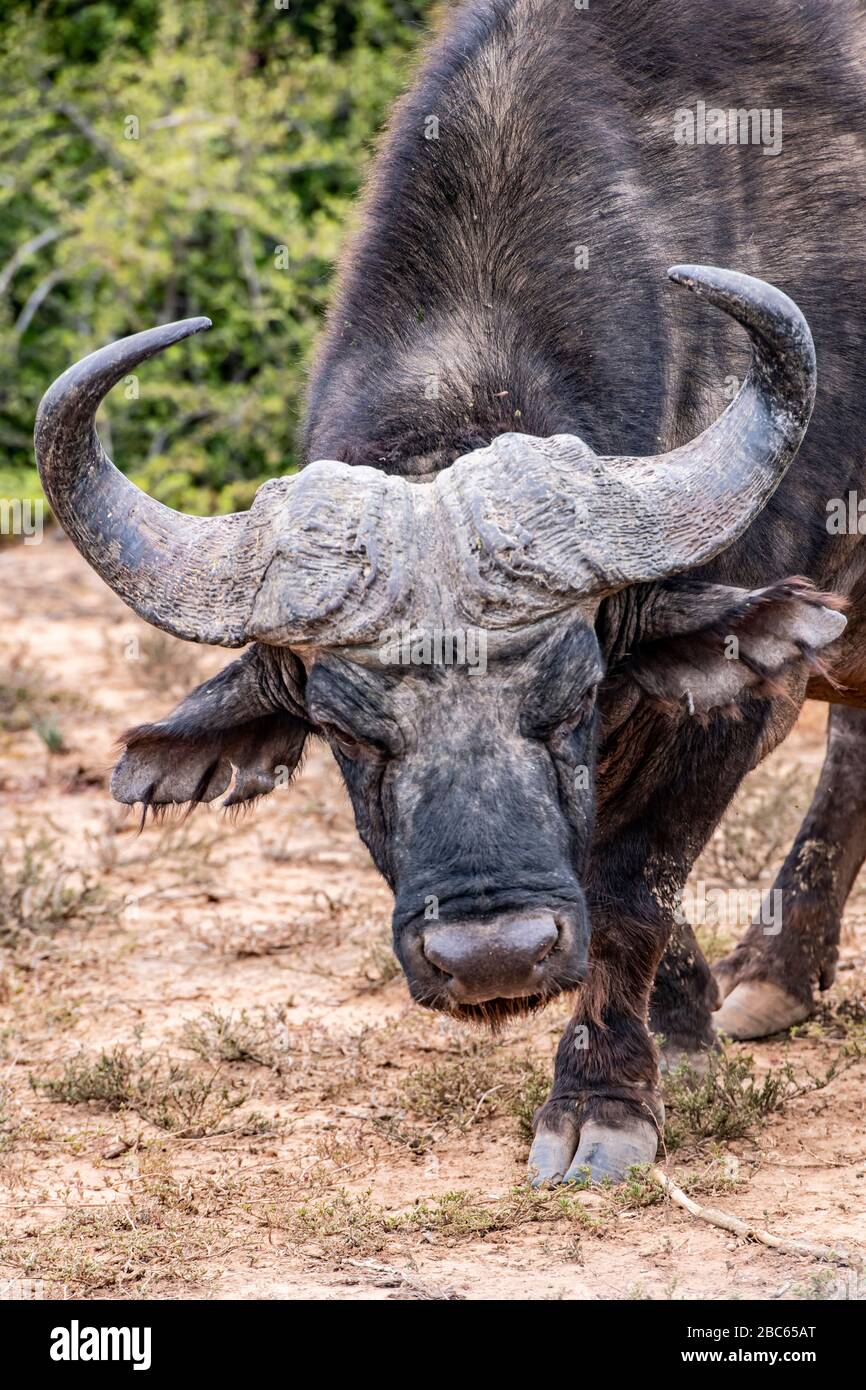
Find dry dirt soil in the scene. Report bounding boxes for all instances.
[1,536,864,1301]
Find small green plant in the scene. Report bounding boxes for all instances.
[612,1164,667,1209]
[661,1041,850,1151]
[0,831,110,947]
[29,714,66,753]
[42,1047,136,1110]
[400,1057,502,1131]
[179,1006,293,1070]
[399,1053,550,1141]
[39,1045,253,1137]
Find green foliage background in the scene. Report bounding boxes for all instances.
[0,0,435,513]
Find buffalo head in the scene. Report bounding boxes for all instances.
[35,266,845,1019]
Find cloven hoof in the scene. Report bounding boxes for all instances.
[528,1115,660,1186]
[712,980,812,1040]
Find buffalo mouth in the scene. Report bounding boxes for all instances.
[396,902,589,1024]
[416,987,572,1028]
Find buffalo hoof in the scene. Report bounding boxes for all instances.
[712,980,812,1040]
[528,1113,659,1186]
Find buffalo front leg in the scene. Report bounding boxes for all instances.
[529,697,792,1184]
[714,704,866,1038]
[529,896,667,1185]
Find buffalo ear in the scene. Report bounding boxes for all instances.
[111,645,310,814]
[619,577,846,715]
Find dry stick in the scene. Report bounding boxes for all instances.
[651,1167,859,1267]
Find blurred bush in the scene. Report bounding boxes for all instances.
[0,0,434,513]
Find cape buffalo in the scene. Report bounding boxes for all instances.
[35,0,866,1184]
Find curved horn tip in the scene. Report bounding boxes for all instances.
[665,262,809,327]
[666,262,747,291]
[35,315,214,437]
[179,315,212,335]
[146,314,212,352]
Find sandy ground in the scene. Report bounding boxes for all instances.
[0,535,864,1302]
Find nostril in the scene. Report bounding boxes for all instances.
[524,915,559,965]
[421,938,453,978]
[533,923,560,965]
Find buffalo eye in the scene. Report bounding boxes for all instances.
[321,723,389,760]
[321,723,362,757]
[561,682,598,731]
[525,683,599,742]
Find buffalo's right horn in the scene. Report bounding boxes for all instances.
[35,318,254,646]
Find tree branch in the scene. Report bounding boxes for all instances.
[0,227,66,298]
[651,1166,859,1266]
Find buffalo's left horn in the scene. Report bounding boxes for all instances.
[614,262,818,578]
[443,266,817,603]
[35,318,253,646]
[579,264,817,586]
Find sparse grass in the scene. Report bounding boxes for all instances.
[792,991,866,1049]
[0,1077,18,1152]
[92,817,218,876]
[509,1063,552,1144]
[692,919,739,967]
[38,1044,263,1138]
[359,930,401,989]
[280,1184,606,1256]
[178,1006,388,1108]
[0,1180,608,1295]
[609,1160,743,1211]
[0,655,71,736]
[661,1040,855,1152]
[400,1056,502,1131]
[0,830,113,948]
[111,628,204,700]
[0,1202,227,1297]
[179,1006,294,1071]
[689,762,816,962]
[135,1146,231,1215]
[399,1052,550,1142]
[397,1186,603,1237]
[787,1269,858,1300]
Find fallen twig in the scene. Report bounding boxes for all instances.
[651,1166,858,1267]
